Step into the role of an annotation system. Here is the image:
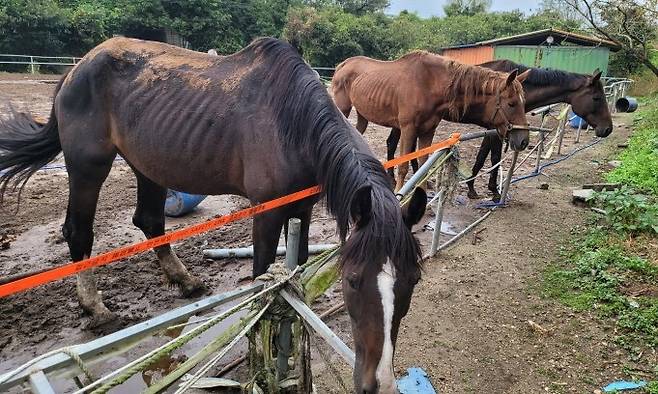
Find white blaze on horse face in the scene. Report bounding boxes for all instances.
[376,260,399,393]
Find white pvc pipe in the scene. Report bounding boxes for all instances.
[203,244,338,259]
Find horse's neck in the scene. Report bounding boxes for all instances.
[523,81,583,111]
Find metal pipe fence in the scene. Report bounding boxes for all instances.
[0,54,81,74]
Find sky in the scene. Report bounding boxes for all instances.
[387,0,544,17]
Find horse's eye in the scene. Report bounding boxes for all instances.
[593,97,602,102]
[508,102,516,107]
[347,272,360,289]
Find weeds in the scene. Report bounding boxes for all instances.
[548,91,658,389]
[607,96,658,193]
[591,186,658,235]
[544,229,658,348]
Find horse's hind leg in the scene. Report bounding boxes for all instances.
[63,158,115,327]
[132,171,206,297]
[333,87,352,118]
[355,112,368,134]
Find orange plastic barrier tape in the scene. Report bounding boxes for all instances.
[383,133,460,169]
[0,133,460,297]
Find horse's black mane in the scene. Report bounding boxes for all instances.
[246,37,421,274]
[480,59,587,87]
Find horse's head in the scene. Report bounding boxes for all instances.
[488,69,531,152]
[569,69,613,137]
[341,187,426,394]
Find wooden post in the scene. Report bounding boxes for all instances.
[499,151,518,204]
[29,56,35,74]
[556,105,570,156]
[534,112,547,174]
[276,219,301,381]
[284,219,301,271]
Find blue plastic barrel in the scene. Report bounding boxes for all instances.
[615,97,638,113]
[165,190,207,217]
[569,113,588,129]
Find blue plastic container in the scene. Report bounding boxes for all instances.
[569,113,588,129]
[165,190,207,217]
[615,96,638,113]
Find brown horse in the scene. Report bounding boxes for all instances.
[465,59,614,200]
[0,37,426,392]
[331,51,530,190]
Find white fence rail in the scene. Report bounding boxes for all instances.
[0,54,81,73]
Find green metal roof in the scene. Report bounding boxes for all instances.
[441,28,620,51]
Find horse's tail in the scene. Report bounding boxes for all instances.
[0,75,66,204]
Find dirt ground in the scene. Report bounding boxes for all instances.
[0,73,648,393]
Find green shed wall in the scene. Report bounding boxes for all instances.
[493,45,610,75]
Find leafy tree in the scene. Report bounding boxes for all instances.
[306,0,389,15]
[562,0,658,76]
[335,0,389,14]
[443,0,491,17]
[0,0,70,55]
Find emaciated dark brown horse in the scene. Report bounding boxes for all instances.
[466,60,613,200]
[0,37,426,392]
[331,52,530,190]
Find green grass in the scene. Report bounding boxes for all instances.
[544,93,658,390]
[648,380,658,394]
[544,229,658,349]
[607,95,658,194]
[544,229,658,392]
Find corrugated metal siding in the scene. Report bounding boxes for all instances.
[493,45,610,75]
[441,46,494,65]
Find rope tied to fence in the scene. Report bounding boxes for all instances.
[60,348,96,387]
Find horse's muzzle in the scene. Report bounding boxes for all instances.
[508,129,529,151]
[595,126,613,137]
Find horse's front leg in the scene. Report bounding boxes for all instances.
[467,136,493,199]
[252,209,287,277]
[132,171,206,297]
[416,129,438,190]
[395,125,418,192]
[488,136,504,202]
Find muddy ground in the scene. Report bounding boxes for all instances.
[0,73,649,393]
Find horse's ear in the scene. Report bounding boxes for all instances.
[591,68,602,84]
[402,188,427,229]
[350,185,372,228]
[506,69,519,86]
[516,69,531,83]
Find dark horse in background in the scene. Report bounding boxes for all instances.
[465,59,613,200]
[0,37,426,392]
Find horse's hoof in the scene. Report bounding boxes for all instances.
[179,277,208,298]
[84,309,118,330]
[467,190,479,199]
